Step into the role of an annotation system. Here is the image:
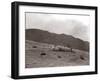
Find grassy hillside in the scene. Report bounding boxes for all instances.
[25,40,89,68]
[26,29,89,51]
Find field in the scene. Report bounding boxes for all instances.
[25,40,89,68]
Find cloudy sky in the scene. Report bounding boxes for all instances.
[25,12,90,41]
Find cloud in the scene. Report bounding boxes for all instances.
[26,13,89,41]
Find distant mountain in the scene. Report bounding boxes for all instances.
[26,29,89,51]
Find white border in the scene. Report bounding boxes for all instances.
[19,5,95,76]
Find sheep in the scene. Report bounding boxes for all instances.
[52,45,69,52]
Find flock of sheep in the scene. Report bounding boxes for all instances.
[51,45,73,52]
[26,40,74,52]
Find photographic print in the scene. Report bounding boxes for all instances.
[11,1,97,79]
[25,12,90,68]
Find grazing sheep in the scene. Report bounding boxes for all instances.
[52,45,70,52]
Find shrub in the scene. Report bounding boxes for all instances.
[58,56,62,58]
[80,55,85,60]
[32,46,37,48]
[40,53,46,56]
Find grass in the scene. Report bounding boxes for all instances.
[25,40,89,68]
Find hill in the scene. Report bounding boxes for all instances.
[26,29,89,51]
[25,40,89,68]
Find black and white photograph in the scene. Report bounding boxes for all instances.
[25,12,90,68]
[11,1,97,79]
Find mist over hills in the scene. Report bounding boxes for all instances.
[26,29,89,51]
